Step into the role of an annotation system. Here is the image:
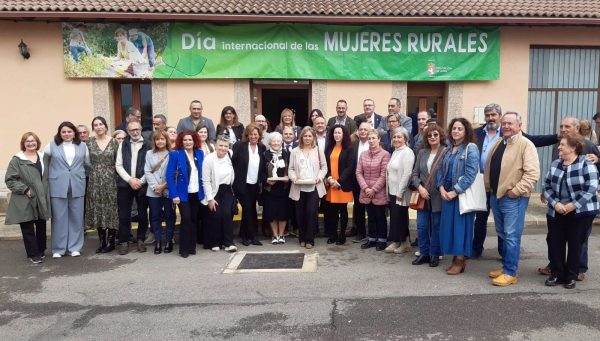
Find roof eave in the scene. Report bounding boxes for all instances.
[1,11,599,25]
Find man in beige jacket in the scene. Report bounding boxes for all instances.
[484,111,540,286]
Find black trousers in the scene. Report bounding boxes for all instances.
[548,213,593,282]
[118,186,148,243]
[324,202,348,240]
[287,197,299,231]
[20,219,46,258]
[237,183,259,241]
[388,198,410,243]
[352,186,366,237]
[204,185,235,248]
[296,190,319,245]
[178,193,201,255]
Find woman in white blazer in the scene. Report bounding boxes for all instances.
[201,135,238,252]
[288,126,327,249]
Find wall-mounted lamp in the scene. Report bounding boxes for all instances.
[18,39,30,59]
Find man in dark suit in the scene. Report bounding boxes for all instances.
[387,98,412,140]
[355,99,386,134]
[327,99,357,134]
[473,103,558,258]
[349,118,371,242]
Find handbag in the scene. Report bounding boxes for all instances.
[458,143,487,214]
[409,147,447,211]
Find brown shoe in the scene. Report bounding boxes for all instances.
[577,273,585,281]
[118,243,129,255]
[446,256,457,271]
[137,240,147,253]
[537,266,551,276]
[447,257,465,275]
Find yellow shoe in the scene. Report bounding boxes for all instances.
[492,274,518,286]
[488,268,503,278]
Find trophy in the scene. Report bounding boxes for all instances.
[267,154,285,181]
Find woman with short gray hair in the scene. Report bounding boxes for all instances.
[261,132,291,244]
[385,127,415,254]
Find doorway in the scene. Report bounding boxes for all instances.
[407,82,445,129]
[252,80,311,131]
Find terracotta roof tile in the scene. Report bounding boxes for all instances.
[1,0,599,18]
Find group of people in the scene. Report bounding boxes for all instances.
[6,98,598,289]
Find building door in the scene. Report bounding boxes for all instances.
[113,80,153,131]
[251,80,311,131]
[528,46,600,191]
[407,82,445,134]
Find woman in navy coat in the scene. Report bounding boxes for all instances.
[166,131,205,258]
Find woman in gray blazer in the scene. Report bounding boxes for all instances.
[410,124,447,267]
[45,121,89,259]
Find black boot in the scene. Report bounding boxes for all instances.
[164,240,173,253]
[96,228,107,253]
[101,229,116,253]
[154,241,162,254]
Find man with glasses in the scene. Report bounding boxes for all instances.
[387,98,412,138]
[473,103,558,259]
[327,99,357,134]
[355,99,386,134]
[115,121,150,255]
[381,113,401,153]
[116,107,142,132]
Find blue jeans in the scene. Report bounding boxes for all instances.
[472,192,504,257]
[579,223,593,273]
[490,195,529,276]
[148,196,176,242]
[417,209,441,257]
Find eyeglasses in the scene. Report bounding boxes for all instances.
[427,133,440,138]
[128,128,141,133]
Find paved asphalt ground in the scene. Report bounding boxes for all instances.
[1,220,599,341]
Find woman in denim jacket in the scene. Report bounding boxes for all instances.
[436,118,480,275]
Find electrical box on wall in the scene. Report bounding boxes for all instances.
[473,107,485,124]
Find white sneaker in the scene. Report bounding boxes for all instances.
[52,253,62,259]
[71,251,81,257]
[278,236,285,244]
[272,237,278,245]
[224,245,238,252]
[211,246,220,252]
[414,251,421,256]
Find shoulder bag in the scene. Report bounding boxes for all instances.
[458,143,487,214]
[409,147,446,210]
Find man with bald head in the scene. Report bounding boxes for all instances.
[254,114,270,145]
[537,116,600,281]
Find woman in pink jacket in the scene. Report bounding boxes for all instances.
[356,129,391,251]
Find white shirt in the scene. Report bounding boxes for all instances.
[116,137,146,184]
[186,151,199,193]
[227,128,237,145]
[246,144,260,184]
[216,155,234,186]
[316,134,326,153]
[356,140,369,167]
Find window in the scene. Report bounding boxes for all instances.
[113,80,153,131]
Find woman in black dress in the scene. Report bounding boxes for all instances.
[261,132,290,244]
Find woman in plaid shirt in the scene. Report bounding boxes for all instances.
[543,134,599,289]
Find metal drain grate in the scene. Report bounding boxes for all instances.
[223,251,318,274]
[237,252,305,270]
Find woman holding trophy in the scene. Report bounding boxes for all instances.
[261,132,291,244]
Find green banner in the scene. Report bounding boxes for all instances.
[63,23,499,80]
